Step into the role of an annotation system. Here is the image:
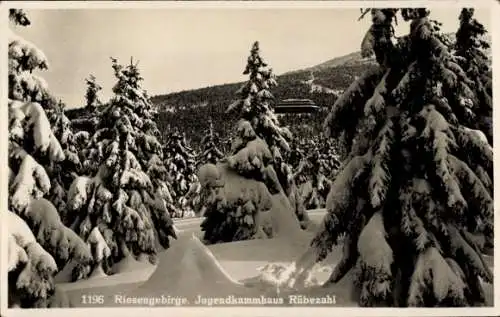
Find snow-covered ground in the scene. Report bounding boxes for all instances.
[56,209,493,307]
[57,210,326,288]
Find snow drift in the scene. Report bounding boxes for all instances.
[57,226,492,307]
[129,233,248,298]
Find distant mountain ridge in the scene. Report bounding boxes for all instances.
[145,50,377,148]
[66,31,491,150]
[285,51,375,75]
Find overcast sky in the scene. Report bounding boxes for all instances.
[14,6,492,109]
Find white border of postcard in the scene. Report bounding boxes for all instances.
[1,1,499,316]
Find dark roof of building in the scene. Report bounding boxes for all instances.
[275,99,319,113]
[279,99,316,105]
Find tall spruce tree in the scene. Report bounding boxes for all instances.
[454,8,492,145]
[200,42,306,242]
[199,119,224,166]
[226,42,296,198]
[279,8,493,307]
[46,99,85,223]
[8,9,91,307]
[189,120,223,217]
[164,130,197,215]
[66,57,176,277]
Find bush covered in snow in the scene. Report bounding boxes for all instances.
[199,163,274,243]
[66,57,177,278]
[281,8,493,307]
[8,9,91,308]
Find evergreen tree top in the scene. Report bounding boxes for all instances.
[85,74,103,109]
[85,74,102,90]
[199,119,224,166]
[111,57,144,89]
[243,41,268,74]
[457,8,488,44]
[9,9,30,26]
[90,57,161,140]
[227,41,278,118]
[455,8,490,73]
[201,119,220,144]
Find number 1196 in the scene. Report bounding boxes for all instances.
[81,294,105,305]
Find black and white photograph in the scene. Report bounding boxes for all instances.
[2,0,496,314]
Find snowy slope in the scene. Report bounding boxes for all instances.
[56,207,493,307]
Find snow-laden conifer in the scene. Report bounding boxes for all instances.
[66,57,176,277]
[8,9,91,307]
[200,42,306,242]
[199,119,224,165]
[454,8,492,145]
[279,8,493,307]
[45,100,85,223]
[163,130,197,216]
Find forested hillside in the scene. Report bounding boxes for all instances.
[148,53,377,148]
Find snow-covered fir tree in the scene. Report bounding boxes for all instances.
[85,74,103,109]
[66,57,177,278]
[164,130,197,216]
[228,42,302,204]
[188,120,223,217]
[8,9,91,307]
[69,75,106,159]
[200,41,307,242]
[199,119,224,166]
[45,99,86,222]
[454,8,492,145]
[181,176,202,217]
[68,76,104,138]
[280,8,493,307]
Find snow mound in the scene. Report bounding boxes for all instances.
[267,192,304,239]
[59,232,362,307]
[127,233,344,299]
[111,255,154,275]
[130,233,246,297]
